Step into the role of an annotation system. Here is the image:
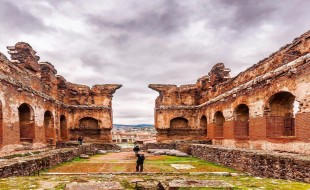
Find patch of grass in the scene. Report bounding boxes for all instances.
[146,155,237,173]
[0,153,31,159]
[112,165,125,172]
[120,179,134,189]
[0,174,309,189]
[54,183,66,190]
[0,151,42,159]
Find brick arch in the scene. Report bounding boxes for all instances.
[200,115,207,129]
[44,110,55,144]
[233,104,249,137]
[69,117,101,140]
[265,91,296,137]
[18,103,35,142]
[60,115,68,140]
[170,117,189,129]
[79,117,99,129]
[214,111,225,138]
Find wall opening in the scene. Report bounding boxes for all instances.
[214,111,225,138]
[44,111,54,144]
[200,115,207,135]
[234,104,249,137]
[170,117,189,129]
[60,115,68,140]
[0,101,2,144]
[19,103,35,142]
[70,117,101,140]
[266,91,296,137]
[79,117,99,129]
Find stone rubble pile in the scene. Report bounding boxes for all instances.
[148,149,189,157]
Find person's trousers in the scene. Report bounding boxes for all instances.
[136,163,143,172]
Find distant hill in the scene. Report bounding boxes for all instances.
[113,124,154,128]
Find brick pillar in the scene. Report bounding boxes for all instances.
[223,120,234,139]
[207,123,215,139]
[249,116,267,140]
[295,113,310,142]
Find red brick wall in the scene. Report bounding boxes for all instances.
[295,113,310,142]
[223,121,234,139]
[249,116,267,140]
[234,121,249,137]
[207,123,215,139]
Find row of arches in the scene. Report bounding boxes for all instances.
[0,102,101,144]
[213,91,297,138]
[15,103,100,143]
[169,91,298,139]
[18,103,68,143]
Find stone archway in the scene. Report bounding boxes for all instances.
[233,104,249,137]
[70,117,101,140]
[170,117,189,129]
[44,111,55,144]
[266,91,296,137]
[214,111,225,138]
[60,115,68,140]
[200,115,207,136]
[19,103,35,142]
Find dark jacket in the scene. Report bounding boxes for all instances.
[136,154,145,164]
[133,146,140,152]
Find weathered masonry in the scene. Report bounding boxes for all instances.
[149,30,310,154]
[0,42,121,151]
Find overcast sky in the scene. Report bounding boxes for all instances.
[0,0,309,124]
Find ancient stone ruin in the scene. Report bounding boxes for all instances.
[0,42,121,151]
[149,30,310,155]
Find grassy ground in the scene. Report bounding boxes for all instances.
[0,152,309,189]
[0,174,309,190]
[48,152,236,173]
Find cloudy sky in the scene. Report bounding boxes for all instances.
[0,0,309,124]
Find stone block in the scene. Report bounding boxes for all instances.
[65,181,124,190]
[97,150,107,154]
[168,180,233,189]
[79,154,90,159]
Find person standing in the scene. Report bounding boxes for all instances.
[77,135,83,145]
[136,154,145,172]
[133,145,140,155]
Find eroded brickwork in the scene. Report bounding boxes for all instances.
[149,30,310,154]
[0,42,121,151]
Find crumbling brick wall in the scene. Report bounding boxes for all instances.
[149,30,310,154]
[0,42,121,150]
[191,144,310,183]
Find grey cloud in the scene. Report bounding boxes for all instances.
[0,1,48,34]
[87,0,187,36]
[212,0,277,31]
[0,0,309,124]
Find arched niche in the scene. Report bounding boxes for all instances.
[234,104,249,137]
[266,91,296,137]
[19,103,35,142]
[60,115,68,140]
[214,111,225,138]
[44,111,55,143]
[170,117,189,129]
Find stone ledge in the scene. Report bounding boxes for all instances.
[191,144,310,183]
[0,143,120,178]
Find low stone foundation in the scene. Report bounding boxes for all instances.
[0,143,121,178]
[191,144,310,183]
[141,140,211,153]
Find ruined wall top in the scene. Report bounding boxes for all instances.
[7,42,40,72]
[0,42,122,107]
[150,30,310,107]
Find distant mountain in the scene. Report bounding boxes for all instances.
[113,124,154,128]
